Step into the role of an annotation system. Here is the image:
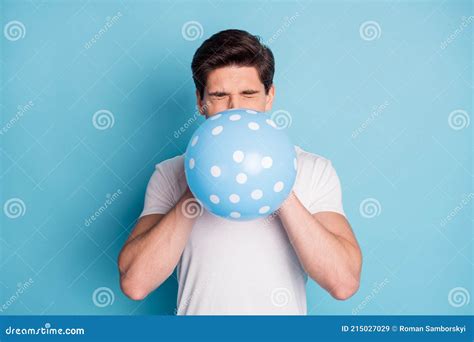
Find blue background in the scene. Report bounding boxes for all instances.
[0,0,472,315]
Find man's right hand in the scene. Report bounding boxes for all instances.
[117,186,199,300]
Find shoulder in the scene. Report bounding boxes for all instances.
[295,145,335,177]
[147,154,185,188]
[149,154,187,197]
[294,145,342,196]
[154,154,185,175]
[294,146,345,215]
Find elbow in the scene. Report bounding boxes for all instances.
[332,247,363,300]
[118,253,172,301]
[331,279,360,301]
[120,275,148,301]
[118,252,148,301]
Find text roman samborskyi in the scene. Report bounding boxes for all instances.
[399,325,466,333]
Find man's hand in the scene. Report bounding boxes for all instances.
[118,186,199,300]
[278,191,362,300]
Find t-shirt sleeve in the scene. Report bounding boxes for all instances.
[308,159,346,217]
[139,163,176,218]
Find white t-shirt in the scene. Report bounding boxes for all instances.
[139,145,345,315]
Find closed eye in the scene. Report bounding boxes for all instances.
[209,92,228,98]
[241,90,259,97]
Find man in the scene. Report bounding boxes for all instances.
[118,29,362,315]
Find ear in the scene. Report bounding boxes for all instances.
[196,89,206,116]
[264,84,275,112]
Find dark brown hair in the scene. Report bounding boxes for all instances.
[191,29,275,99]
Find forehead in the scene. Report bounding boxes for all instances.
[206,66,263,91]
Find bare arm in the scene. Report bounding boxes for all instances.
[118,187,198,300]
[278,191,362,300]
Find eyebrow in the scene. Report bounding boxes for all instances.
[208,89,260,96]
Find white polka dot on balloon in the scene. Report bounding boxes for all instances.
[266,119,277,128]
[212,126,223,135]
[251,189,263,200]
[235,172,247,184]
[210,165,221,177]
[233,150,244,163]
[210,114,222,120]
[230,211,241,218]
[261,156,273,168]
[229,194,240,203]
[229,114,241,121]
[191,136,199,147]
[248,122,260,130]
[246,109,258,114]
[189,158,195,169]
[273,181,284,192]
[210,194,220,204]
[259,206,270,214]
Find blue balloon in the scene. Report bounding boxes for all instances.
[184,108,297,221]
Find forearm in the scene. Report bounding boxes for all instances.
[278,192,360,298]
[119,190,197,299]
